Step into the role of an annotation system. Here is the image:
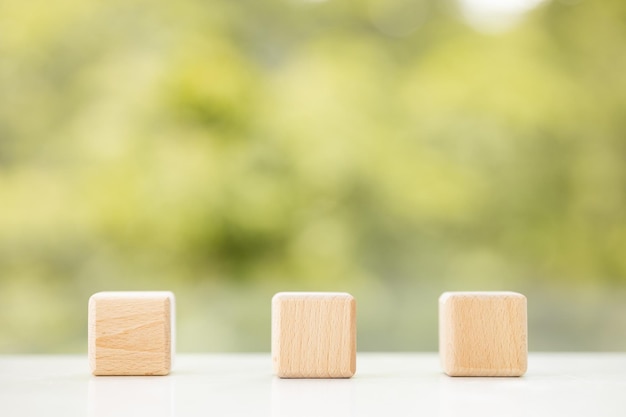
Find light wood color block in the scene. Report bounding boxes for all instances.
[439,291,527,377]
[272,292,356,378]
[88,291,175,376]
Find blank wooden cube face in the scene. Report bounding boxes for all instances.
[439,291,527,377]
[272,292,356,378]
[88,291,175,376]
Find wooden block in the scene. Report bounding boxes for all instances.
[272,292,356,378]
[88,291,175,376]
[439,291,527,377]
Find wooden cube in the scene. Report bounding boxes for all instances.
[88,291,175,376]
[272,292,356,378]
[439,291,527,377]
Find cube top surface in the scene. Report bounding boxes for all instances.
[272,292,354,302]
[439,291,525,303]
[89,291,174,301]
[272,291,356,378]
[88,291,174,376]
[439,291,527,377]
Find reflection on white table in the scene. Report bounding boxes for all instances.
[1,354,625,416]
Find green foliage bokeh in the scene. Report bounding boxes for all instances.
[1,0,626,352]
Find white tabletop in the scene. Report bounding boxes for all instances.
[1,353,625,416]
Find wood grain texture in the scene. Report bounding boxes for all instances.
[272,292,356,378]
[439,291,527,377]
[88,291,175,376]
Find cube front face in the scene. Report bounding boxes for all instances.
[272,292,356,378]
[439,291,527,377]
[88,291,174,376]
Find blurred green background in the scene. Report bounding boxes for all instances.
[1,0,625,353]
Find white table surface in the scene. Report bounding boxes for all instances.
[1,353,625,416]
